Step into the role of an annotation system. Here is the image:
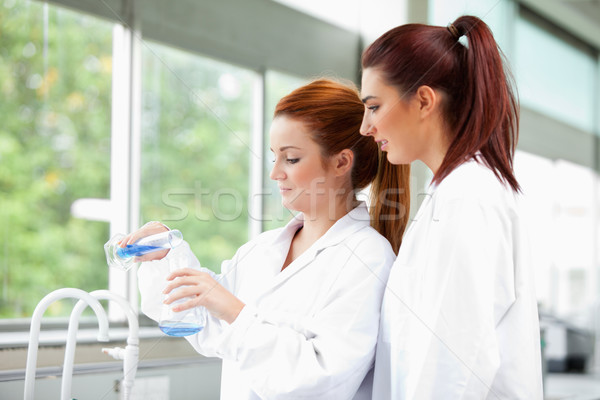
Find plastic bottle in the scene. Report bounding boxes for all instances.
[104,230,183,271]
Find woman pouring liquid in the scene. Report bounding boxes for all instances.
[122,79,411,399]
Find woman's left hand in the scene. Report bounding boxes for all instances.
[162,268,245,324]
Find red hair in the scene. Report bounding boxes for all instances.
[362,15,520,192]
[274,79,410,253]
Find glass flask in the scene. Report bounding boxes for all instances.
[159,259,206,337]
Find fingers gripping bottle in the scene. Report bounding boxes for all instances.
[159,257,206,337]
[104,229,184,271]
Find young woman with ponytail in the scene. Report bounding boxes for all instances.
[360,16,543,398]
[127,79,411,399]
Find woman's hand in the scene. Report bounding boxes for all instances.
[162,268,245,324]
[118,221,170,262]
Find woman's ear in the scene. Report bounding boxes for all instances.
[332,149,354,177]
[415,85,439,118]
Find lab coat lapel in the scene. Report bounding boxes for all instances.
[262,203,371,292]
[405,182,437,238]
[261,214,303,278]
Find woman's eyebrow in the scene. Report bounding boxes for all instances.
[361,95,376,103]
[269,146,301,153]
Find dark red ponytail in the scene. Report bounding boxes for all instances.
[362,15,520,192]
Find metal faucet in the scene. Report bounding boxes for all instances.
[62,290,139,400]
[24,288,110,400]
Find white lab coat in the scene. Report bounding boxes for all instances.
[138,203,395,400]
[372,159,543,399]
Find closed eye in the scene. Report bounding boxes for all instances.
[271,157,299,164]
[367,105,379,112]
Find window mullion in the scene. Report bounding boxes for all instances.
[249,71,265,239]
[128,0,142,316]
[108,23,132,320]
[108,0,141,319]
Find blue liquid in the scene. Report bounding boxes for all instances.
[117,244,162,259]
[159,321,204,337]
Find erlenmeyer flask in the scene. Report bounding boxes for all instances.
[158,260,206,337]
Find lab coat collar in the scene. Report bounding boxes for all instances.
[410,156,481,236]
[271,202,370,250]
[427,153,482,194]
[263,202,371,288]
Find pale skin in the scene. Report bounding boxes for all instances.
[120,115,357,325]
[269,116,356,270]
[359,67,450,172]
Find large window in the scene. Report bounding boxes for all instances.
[515,151,597,329]
[428,0,512,49]
[141,43,256,271]
[0,0,358,326]
[514,9,596,133]
[0,0,113,318]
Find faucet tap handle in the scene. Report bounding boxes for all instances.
[102,347,125,360]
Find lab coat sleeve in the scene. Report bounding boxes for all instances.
[403,198,516,399]
[188,236,394,400]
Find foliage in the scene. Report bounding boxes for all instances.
[139,42,253,272]
[0,0,112,317]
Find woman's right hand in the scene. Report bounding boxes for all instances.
[118,221,170,262]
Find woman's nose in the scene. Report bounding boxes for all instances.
[269,162,285,181]
[359,114,374,136]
